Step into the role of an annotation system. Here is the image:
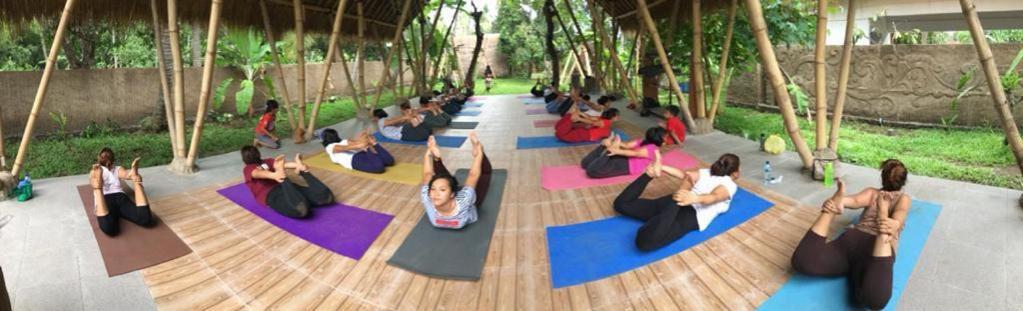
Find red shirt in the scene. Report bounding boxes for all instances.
[589,119,613,141]
[255,112,276,135]
[664,117,686,145]
[243,158,278,205]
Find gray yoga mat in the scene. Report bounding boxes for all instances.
[387,169,508,281]
[448,121,478,129]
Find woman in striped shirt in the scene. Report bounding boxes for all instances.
[420,132,492,229]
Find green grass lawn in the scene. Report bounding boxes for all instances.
[713,105,1020,190]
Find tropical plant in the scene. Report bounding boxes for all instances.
[946,67,978,129]
[218,27,271,117]
[1002,48,1023,106]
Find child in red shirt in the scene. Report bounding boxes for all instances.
[660,105,686,146]
[254,100,281,149]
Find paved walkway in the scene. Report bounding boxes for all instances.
[0,95,1020,310]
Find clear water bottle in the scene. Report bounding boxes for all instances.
[17,172,29,188]
[763,161,772,185]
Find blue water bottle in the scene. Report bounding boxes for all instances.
[763,161,772,185]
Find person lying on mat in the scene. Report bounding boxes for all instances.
[546,87,580,115]
[373,106,432,142]
[417,97,452,129]
[790,159,910,310]
[420,132,493,229]
[659,105,686,147]
[554,104,619,143]
[580,127,666,179]
[581,95,610,117]
[89,148,155,236]
[320,128,395,174]
[614,152,740,251]
[253,100,281,149]
[530,79,546,97]
[240,146,335,218]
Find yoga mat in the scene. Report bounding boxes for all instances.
[463,103,484,108]
[373,132,466,148]
[516,94,535,98]
[533,119,558,128]
[758,200,942,311]
[448,121,479,129]
[387,169,508,280]
[546,187,773,288]
[456,110,482,116]
[516,129,629,150]
[217,183,393,260]
[522,99,545,105]
[526,108,549,115]
[75,185,192,277]
[541,150,700,190]
[305,153,423,186]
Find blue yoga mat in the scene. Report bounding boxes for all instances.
[547,188,773,288]
[464,103,484,108]
[456,110,482,116]
[373,132,466,148]
[758,200,942,311]
[516,129,628,150]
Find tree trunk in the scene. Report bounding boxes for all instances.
[259,0,297,132]
[430,0,464,88]
[691,0,706,118]
[190,21,202,67]
[292,0,307,135]
[562,0,599,87]
[814,0,829,150]
[958,0,1023,179]
[588,0,639,105]
[184,0,224,170]
[305,0,349,140]
[708,0,737,122]
[553,6,587,78]
[544,0,560,88]
[356,2,368,111]
[829,0,855,151]
[151,0,177,153]
[744,0,814,169]
[636,0,695,129]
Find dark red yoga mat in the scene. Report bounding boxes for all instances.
[76,185,192,277]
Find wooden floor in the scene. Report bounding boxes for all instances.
[142,98,830,310]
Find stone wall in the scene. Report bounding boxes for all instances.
[452,34,509,78]
[727,43,1023,127]
[0,61,410,137]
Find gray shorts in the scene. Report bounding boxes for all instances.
[256,134,280,149]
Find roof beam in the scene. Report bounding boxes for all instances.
[266,0,397,28]
[613,0,669,20]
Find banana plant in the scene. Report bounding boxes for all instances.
[219,27,271,117]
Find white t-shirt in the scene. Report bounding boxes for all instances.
[690,169,737,231]
[101,166,124,195]
[325,140,358,169]
[584,107,603,117]
[378,119,403,140]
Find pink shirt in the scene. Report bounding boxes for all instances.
[627,144,659,175]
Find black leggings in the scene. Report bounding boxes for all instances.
[581,146,631,179]
[421,112,451,128]
[401,122,432,142]
[531,86,544,97]
[351,144,396,173]
[265,171,335,219]
[441,102,462,115]
[613,174,699,251]
[791,229,895,310]
[97,192,155,237]
[434,153,493,206]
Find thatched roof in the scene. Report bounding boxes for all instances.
[0,0,424,41]
[593,0,731,31]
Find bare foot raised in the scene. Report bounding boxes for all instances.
[294,153,308,172]
[823,179,846,214]
[130,157,142,183]
[427,136,442,159]
[469,132,483,157]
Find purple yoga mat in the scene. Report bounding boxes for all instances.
[217,183,393,260]
[526,108,548,115]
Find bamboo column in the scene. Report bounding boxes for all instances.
[428,0,463,88]
[744,0,814,169]
[814,0,829,150]
[553,7,588,78]
[562,0,599,87]
[959,0,1023,176]
[828,0,855,151]
[260,0,297,132]
[587,0,639,105]
[707,0,737,121]
[372,0,415,107]
[336,45,361,109]
[150,0,177,153]
[168,0,187,164]
[292,0,307,135]
[305,0,350,140]
[398,40,405,96]
[0,101,5,169]
[544,0,560,87]
[184,0,225,170]
[11,0,77,177]
[691,0,706,118]
[356,2,367,111]
[635,0,696,129]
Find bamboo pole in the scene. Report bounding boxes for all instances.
[958,0,1023,176]
[562,0,599,87]
[744,0,814,169]
[588,0,639,105]
[150,0,177,154]
[398,40,405,96]
[544,0,560,88]
[336,45,361,109]
[635,0,695,129]
[293,0,307,132]
[356,2,367,111]
[814,0,829,150]
[260,0,297,132]
[828,0,855,151]
[184,0,224,170]
[553,7,588,77]
[371,0,414,108]
[0,100,5,169]
[427,0,461,90]
[691,0,706,118]
[304,0,349,140]
[11,0,77,177]
[708,0,737,121]
[168,0,186,161]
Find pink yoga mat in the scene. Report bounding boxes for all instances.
[533,119,558,128]
[526,108,548,115]
[541,150,700,190]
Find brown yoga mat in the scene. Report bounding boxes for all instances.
[76,185,192,277]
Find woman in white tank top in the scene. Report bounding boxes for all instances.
[89,148,155,236]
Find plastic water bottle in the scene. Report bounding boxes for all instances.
[17,172,29,189]
[763,161,772,185]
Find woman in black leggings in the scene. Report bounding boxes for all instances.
[613,152,741,251]
[240,146,335,218]
[790,159,910,310]
[89,148,155,236]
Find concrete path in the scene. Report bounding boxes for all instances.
[0,95,1020,310]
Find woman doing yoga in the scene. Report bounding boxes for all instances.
[373,106,432,142]
[320,128,395,174]
[614,152,740,251]
[790,159,910,310]
[89,148,154,236]
[580,127,666,178]
[420,132,492,229]
[554,104,619,143]
[240,146,335,218]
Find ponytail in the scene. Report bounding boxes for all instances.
[710,153,740,177]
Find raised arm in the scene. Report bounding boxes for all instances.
[607,144,649,158]
[382,116,409,127]
[422,149,436,185]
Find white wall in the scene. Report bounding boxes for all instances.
[825,0,1023,45]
